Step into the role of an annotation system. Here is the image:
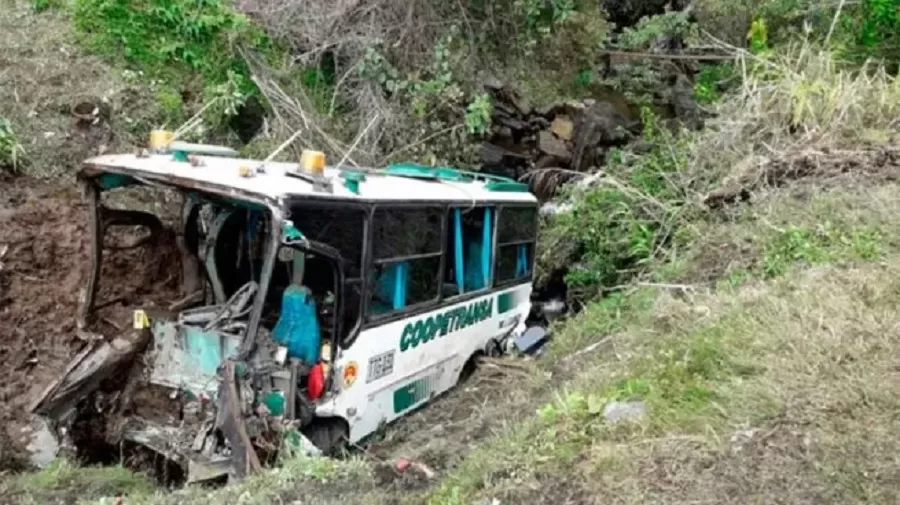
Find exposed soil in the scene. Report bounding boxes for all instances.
[0,176,182,471]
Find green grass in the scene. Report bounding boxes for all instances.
[430,253,900,504]
[1,455,388,505]
[1,459,154,503]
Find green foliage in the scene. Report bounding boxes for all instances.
[618,11,700,50]
[0,117,25,172]
[693,62,737,103]
[361,30,492,167]
[602,12,701,107]
[14,459,153,501]
[544,110,693,300]
[516,0,577,44]
[155,88,185,127]
[840,0,900,63]
[464,93,492,135]
[31,0,62,12]
[749,0,900,64]
[536,319,748,431]
[760,223,884,277]
[748,16,770,52]
[72,0,275,125]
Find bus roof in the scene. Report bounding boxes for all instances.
[81,153,538,206]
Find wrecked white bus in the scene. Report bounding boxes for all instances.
[28,139,538,483]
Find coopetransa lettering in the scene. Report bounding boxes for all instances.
[399,298,494,352]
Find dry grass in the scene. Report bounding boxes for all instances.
[692,45,900,190]
[677,181,900,284]
[430,251,900,504]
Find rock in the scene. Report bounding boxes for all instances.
[502,86,532,117]
[487,83,533,117]
[540,202,573,216]
[494,112,528,133]
[670,73,703,130]
[570,101,635,172]
[541,299,567,322]
[482,75,504,91]
[537,130,571,161]
[481,143,522,165]
[551,116,574,141]
[529,116,551,130]
[492,125,513,140]
[26,416,59,469]
[481,143,528,179]
[533,155,560,170]
[602,401,647,424]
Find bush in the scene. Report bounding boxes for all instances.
[72,0,277,125]
[540,110,695,300]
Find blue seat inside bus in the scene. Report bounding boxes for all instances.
[516,243,530,277]
[371,261,408,314]
[456,208,492,293]
[272,284,321,364]
[370,208,493,313]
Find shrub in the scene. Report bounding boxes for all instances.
[72,0,276,125]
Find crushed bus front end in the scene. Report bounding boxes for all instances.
[27,159,347,484]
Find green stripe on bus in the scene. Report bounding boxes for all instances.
[393,377,430,414]
[498,292,514,314]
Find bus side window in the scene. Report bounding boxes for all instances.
[368,207,443,316]
[443,207,494,297]
[494,206,537,284]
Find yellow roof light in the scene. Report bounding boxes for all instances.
[299,149,326,176]
[148,130,173,151]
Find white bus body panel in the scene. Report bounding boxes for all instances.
[317,283,532,443]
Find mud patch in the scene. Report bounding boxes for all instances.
[0,177,181,471]
[364,359,547,491]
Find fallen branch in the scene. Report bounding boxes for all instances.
[599,50,736,61]
[563,335,614,362]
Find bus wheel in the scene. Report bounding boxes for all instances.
[459,352,482,383]
[301,417,349,457]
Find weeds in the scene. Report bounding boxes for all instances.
[695,45,900,187]
[0,117,25,172]
[539,109,695,300]
[431,255,900,504]
[5,459,154,502]
[539,44,900,299]
[30,0,61,12]
[761,223,883,277]
[72,0,277,126]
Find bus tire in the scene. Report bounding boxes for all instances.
[459,351,482,383]
[301,417,349,457]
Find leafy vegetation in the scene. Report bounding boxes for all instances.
[432,250,900,504]
[540,109,694,300]
[0,117,25,172]
[71,0,275,123]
